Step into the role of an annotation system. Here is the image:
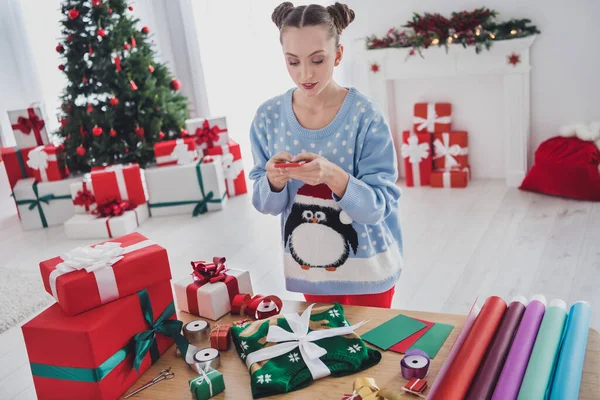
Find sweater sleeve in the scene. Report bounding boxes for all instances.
[335,107,401,225]
[248,112,290,215]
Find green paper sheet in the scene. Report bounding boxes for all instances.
[408,322,454,359]
[361,314,427,350]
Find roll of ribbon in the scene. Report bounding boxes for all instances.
[548,301,592,400]
[231,293,251,315]
[401,349,430,380]
[183,319,210,342]
[246,295,283,320]
[188,347,221,374]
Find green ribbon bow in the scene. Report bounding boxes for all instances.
[149,159,225,217]
[15,147,28,178]
[15,182,71,228]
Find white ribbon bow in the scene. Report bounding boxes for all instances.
[245,304,367,380]
[433,133,468,169]
[190,367,218,396]
[27,146,55,181]
[413,103,452,132]
[170,139,197,165]
[401,135,430,164]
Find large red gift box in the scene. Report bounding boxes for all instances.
[431,166,471,188]
[39,232,171,316]
[26,144,68,182]
[204,139,248,197]
[154,138,198,167]
[401,130,432,187]
[22,281,176,400]
[413,103,452,134]
[91,163,148,206]
[1,146,35,189]
[432,131,469,170]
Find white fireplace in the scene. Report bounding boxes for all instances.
[356,36,537,187]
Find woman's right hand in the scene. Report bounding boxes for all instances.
[265,152,293,192]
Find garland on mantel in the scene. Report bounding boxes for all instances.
[365,8,540,57]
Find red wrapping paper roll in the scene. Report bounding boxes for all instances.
[429,296,507,400]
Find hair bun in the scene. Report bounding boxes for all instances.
[272,2,295,29]
[326,2,355,34]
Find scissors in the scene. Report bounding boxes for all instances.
[123,368,175,398]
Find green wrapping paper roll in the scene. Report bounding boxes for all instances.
[517,299,567,400]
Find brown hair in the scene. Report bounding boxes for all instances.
[271,2,355,46]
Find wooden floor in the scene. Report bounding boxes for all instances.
[0,171,598,399]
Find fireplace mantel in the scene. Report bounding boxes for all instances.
[363,36,537,187]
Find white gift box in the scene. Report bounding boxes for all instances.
[173,269,253,320]
[185,116,229,152]
[13,177,78,230]
[7,106,50,150]
[64,203,150,239]
[69,174,97,214]
[145,158,227,217]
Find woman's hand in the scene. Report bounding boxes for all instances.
[286,152,350,198]
[265,152,294,192]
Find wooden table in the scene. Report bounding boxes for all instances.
[121,301,600,399]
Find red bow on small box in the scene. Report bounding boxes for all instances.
[11,108,45,146]
[191,256,228,285]
[73,184,96,211]
[93,198,135,217]
[194,120,225,148]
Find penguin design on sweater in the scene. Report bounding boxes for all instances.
[284,184,358,271]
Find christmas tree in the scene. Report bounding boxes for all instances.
[55,0,189,172]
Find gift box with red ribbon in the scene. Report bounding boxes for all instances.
[430,166,471,188]
[154,138,198,167]
[413,103,452,134]
[91,163,148,207]
[1,146,36,189]
[173,257,253,320]
[39,232,171,316]
[185,116,229,151]
[404,378,427,395]
[401,130,432,187]
[26,144,68,183]
[8,106,49,150]
[203,139,248,197]
[210,323,232,351]
[70,175,97,214]
[22,281,179,400]
[432,131,469,170]
[64,202,150,240]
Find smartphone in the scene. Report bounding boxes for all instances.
[274,161,306,168]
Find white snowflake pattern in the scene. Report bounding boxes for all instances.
[372,240,377,246]
[328,309,340,318]
[377,232,383,237]
[340,157,345,162]
[348,344,362,353]
[286,146,291,151]
[318,150,323,156]
[259,122,264,128]
[348,165,353,171]
[267,105,272,110]
[267,134,271,140]
[274,128,279,134]
[360,108,366,113]
[267,118,272,124]
[333,148,338,154]
[310,143,316,148]
[356,101,361,106]
[343,320,350,327]
[361,232,367,238]
[288,352,300,363]
[280,137,284,142]
[293,139,299,146]
[241,353,247,359]
[362,245,368,250]
[327,141,332,147]
[374,117,381,123]
[348,148,353,154]
[381,244,388,251]
[287,131,292,136]
[368,228,373,233]
[260,113,265,118]
[277,100,281,105]
[274,143,278,149]
[241,341,249,351]
[274,113,279,119]
[342,140,347,146]
[301,149,307,153]
[353,115,357,121]
[336,132,341,138]
[345,125,350,130]
[281,122,285,127]
[372,128,378,133]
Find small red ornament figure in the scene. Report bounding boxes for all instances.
[170,79,182,91]
[109,129,117,137]
[98,29,106,37]
[148,65,155,73]
[92,126,103,136]
[370,63,380,73]
[158,131,165,139]
[142,26,150,34]
[56,44,64,53]
[508,52,521,66]
[76,146,86,156]
[109,97,119,106]
[130,80,138,91]
[68,9,79,20]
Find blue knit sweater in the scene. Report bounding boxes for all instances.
[249,87,403,295]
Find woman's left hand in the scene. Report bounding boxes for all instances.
[286,152,350,197]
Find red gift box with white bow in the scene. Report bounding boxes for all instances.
[91,163,148,207]
[154,138,198,167]
[26,144,67,182]
[1,146,36,189]
[431,166,471,188]
[203,139,248,197]
[432,131,469,170]
[413,103,452,134]
[401,130,432,187]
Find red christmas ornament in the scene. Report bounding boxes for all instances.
[87,104,93,113]
[108,8,113,14]
[180,129,189,137]
[58,64,65,71]
[98,29,106,37]
[142,26,150,34]
[82,76,88,83]
[109,129,117,137]
[56,44,64,53]
[109,97,119,106]
[370,63,380,73]
[170,79,182,91]
[114,56,121,72]
[89,44,94,55]
[92,0,102,7]
[68,9,79,20]
[148,65,155,73]
[67,34,73,42]
[128,6,134,11]
[123,43,131,51]
[92,125,103,136]
[130,80,138,91]
[130,36,136,47]
[76,146,86,156]
[158,131,165,139]
[508,52,521,66]
[135,127,145,137]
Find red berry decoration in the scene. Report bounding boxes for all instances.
[92,0,102,7]
[68,9,79,20]
[83,76,88,83]
[135,127,145,137]
[87,104,93,113]
[109,129,117,137]
[98,29,106,37]
[67,34,73,42]
[158,131,165,139]
[76,146,86,156]
[109,97,119,106]
[58,64,65,71]
[92,125,103,136]
[129,80,138,91]
[142,26,150,34]
[128,6,134,11]
[108,8,113,14]
[123,43,130,50]
[56,44,64,53]
[170,79,181,91]
[148,65,155,73]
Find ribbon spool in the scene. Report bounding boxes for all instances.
[247,295,283,320]
[231,293,251,315]
[401,349,430,380]
[188,348,221,374]
[184,319,210,342]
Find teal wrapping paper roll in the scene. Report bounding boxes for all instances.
[517,299,567,400]
[548,301,592,400]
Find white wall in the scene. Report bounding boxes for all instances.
[339,0,600,163]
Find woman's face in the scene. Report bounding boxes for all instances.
[281,25,343,98]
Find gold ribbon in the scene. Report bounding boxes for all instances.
[350,378,407,400]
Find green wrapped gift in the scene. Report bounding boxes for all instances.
[189,368,225,400]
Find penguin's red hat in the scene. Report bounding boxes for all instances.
[294,184,353,224]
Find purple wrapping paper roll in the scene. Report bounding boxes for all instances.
[491,295,547,400]
[466,296,527,400]
[401,348,430,379]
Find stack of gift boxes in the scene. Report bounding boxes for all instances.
[400,102,471,188]
[1,106,247,238]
